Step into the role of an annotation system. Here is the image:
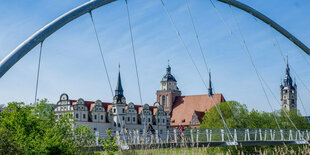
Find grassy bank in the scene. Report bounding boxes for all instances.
[96,144,310,154]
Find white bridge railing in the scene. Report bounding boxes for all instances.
[95,128,310,146]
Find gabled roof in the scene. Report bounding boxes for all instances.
[170,94,225,127]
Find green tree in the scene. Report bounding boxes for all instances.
[0,100,95,154]
[200,101,310,130]
[100,129,118,155]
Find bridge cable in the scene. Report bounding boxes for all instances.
[209,0,281,130]
[185,0,209,73]
[34,41,44,105]
[160,0,234,142]
[89,11,114,97]
[124,0,146,131]
[186,0,242,131]
[228,5,281,130]
[268,23,309,116]
[252,16,309,117]
[89,11,127,146]
[186,0,242,127]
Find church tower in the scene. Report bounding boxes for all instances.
[156,62,181,114]
[111,68,127,129]
[280,58,297,111]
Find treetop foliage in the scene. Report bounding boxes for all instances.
[200,101,310,130]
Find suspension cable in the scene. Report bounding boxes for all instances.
[34,41,44,105]
[89,11,127,146]
[228,5,281,130]
[160,0,234,141]
[124,0,146,131]
[185,0,238,140]
[252,15,309,117]
[267,23,309,116]
[186,0,243,129]
[185,0,209,73]
[209,0,281,130]
[89,11,114,97]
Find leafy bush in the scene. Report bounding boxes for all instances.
[100,129,118,155]
[0,99,95,154]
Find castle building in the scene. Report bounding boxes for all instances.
[156,64,225,128]
[54,70,169,136]
[280,59,297,111]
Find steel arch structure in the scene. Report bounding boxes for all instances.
[0,0,309,78]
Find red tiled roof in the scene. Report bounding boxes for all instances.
[170,94,225,127]
[70,100,112,111]
[69,100,157,114]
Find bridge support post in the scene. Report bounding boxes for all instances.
[191,129,194,143]
[264,130,267,141]
[174,129,177,143]
[116,131,120,145]
[259,129,262,141]
[166,130,170,143]
[234,129,237,141]
[136,130,140,144]
[289,130,293,140]
[210,130,212,142]
[95,131,99,146]
[270,129,273,140]
[254,130,257,141]
[280,130,284,141]
[295,130,298,140]
[306,130,309,140]
[221,129,224,142]
[273,130,276,140]
[206,129,209,142]
[196,129,199,143]
[156,130,159,143]
[132,131,136,144]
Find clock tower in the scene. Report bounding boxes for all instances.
[280,58,297,111]
[156,63,181,114]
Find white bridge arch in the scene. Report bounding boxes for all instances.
[0,0,309,78]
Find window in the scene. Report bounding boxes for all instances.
[182,119,185,123]
[76,113,79,118]
[118,123,120,127]
[158,118,160,123]
[123,116,125,120]
[113,109,116,113]
[148,118,150,122]
[94,115,97,120]
[83,114,86,119]
[160,130,163,134]
[122,109,125,113]
[133,117,135,122]
[101,115,104,120]
[128,117,130,121]
[163,119,165,123]
[94,128,97,131]
[114,122,116,127]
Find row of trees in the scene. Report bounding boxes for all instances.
[0,99,117,154]
[200,101,310,129]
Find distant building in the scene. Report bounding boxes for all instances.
[280,59,297,111]
[156,64,225,128]
[54,70,169,137]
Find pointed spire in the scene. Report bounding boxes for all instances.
[208,70,213,97]
[115,64,123,96]
[167,59,171,74]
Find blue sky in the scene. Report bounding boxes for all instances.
[0,0,309,115]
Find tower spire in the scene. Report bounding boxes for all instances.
[115,64,123,97]
[208,70,213,97]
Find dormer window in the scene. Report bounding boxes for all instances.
[182,119,185,123]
